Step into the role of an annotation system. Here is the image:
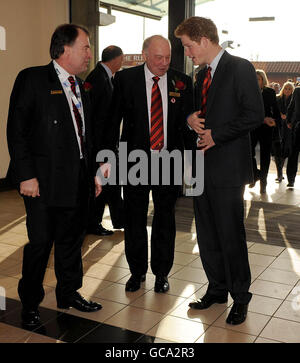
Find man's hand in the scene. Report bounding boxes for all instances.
[187,111,205,134]
[197,128,216,152]
[20,178,40,197]
[95,176,102,197]
[264,117,276,127]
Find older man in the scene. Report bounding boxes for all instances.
[104,35,194,293]
[7,24,102,327]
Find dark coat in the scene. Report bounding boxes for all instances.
[7,62,93,207]
[194,50,264,187]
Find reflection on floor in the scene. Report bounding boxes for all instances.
[1,172,300,343]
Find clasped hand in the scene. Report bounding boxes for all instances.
[187,111,216,152]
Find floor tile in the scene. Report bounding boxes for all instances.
[171,266,208,284]
[170,298,228,325]
[250,279,293,299]
[248,294,283,316]
[196,326,256,343]
[270,257,300,273]
[173,252,198,266]
[248,253,276,267]
[95,283,147,305]
[248,243,285,256]
[147,315,207,343]
[65,296,126,323]
[16,331,65,343]
[260,317,300,343]
[76,323,143,343]
[105,305,164,334]
[213,309,271,336]
[166,278,203,298]
[274,300,300,323]
[130,290,186,314]
[34,312,100,343]
[84,262,130,282]
[258,267,300,286]
[0,322,31,342]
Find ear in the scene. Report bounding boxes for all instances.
[200,37,210,49]
[142,50,147,62]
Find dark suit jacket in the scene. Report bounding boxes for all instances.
[85,62,113,153]
[194,51,264,187]
[287,87,300,126]
[6,62,93,208]
[106,64,195,154]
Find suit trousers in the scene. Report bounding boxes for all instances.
[250,126,273,184]
[18,161,89,310]
[123,184,179,277]
[89,184,124,228]
[193,182,252,304]
[286,124,300,183]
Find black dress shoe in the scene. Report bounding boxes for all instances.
[154,276,169,293]
[125,274,146,292]
[113,224,124,229]
[226,302,248,325]
[88,224,114,236]
[189,293,228,310]
[287,182,294,188]
[21,309,40,327]
[57,293,102,312]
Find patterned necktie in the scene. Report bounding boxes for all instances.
[200,66,212,117]
[68,76,84,155]
[150,76,164,151]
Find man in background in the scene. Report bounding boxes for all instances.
[86,46,124,236]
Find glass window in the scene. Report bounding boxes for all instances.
[99,2,168,66]
[195,0,300,61]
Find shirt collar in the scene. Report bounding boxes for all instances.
[207,48,225,74]
[144,63,167,82]
[53,60,74,82]
[101,62,113,79]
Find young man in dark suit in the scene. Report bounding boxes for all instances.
[86,46,124,236]
[175,17,264,325]
[104,35,194,293]
[7,24,102,327]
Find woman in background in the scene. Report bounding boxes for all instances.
[250,69,281,193]
[274,81,295,182]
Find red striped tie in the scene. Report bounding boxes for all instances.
[68,76,84,154]
[200,66,212,117]
[150,76,164,151]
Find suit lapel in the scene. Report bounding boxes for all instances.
[206,51,230,114]
[135,65,149,135]
[47,62,73,125]
[167,70,176,138]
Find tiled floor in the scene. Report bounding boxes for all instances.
[1,168,300,343]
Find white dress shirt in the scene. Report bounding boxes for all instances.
[53,60,85,158]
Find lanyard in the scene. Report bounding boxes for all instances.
[54,65,83,118]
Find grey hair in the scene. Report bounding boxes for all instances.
[142,35,171,53]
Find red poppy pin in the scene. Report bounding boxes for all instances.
[83,81,92,92]
[172,78,186,92]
